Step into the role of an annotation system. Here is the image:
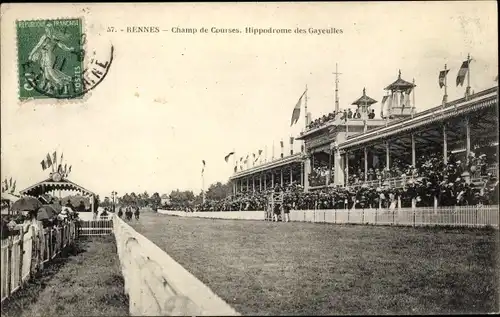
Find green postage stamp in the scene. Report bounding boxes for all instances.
[16,18,85,100]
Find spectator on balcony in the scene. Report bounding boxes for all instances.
[354,109,361,119]
[368,110,375,119]
[347,109,353,119]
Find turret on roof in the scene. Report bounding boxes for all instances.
[385,70,416,91]
[352,88,377,106]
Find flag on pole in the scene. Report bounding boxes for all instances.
[234,166,237,172]
[439,69,449,88]
[53,151,57,166]
[380,95,390,118]
[10,181,16,194]
[224,152,235,163]
[46,153,52,167]
[3,179,7,189]
[41,159,47,170]
[60,152,64,164]
[64,164,68,176]
[456,60,470,86]
[9,177,12,187]
[58,164,63,174]
[68,165,72,174]
[290,90,307,126]
[201,160,206,174]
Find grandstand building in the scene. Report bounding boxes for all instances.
[229,70,498,197]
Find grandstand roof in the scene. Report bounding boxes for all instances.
[230,153,304,180]
[339,86,498,151]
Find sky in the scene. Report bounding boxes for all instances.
[1,2,498,198]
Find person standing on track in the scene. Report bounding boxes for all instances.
[134,206,140,220]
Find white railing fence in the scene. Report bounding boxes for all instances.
[289,205,499,228]
[113,214,239,316]
[159,206,499,228]
[1,222,77,303]
[78,219,113,236]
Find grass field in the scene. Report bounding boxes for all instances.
[1,236,129,317]
[129,212,499,315]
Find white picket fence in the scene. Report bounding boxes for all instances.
[159,206,499,228]
[0,222,78,303]
[289,206,499,228]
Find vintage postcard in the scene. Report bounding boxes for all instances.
[1,2,498,316]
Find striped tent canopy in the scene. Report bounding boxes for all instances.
[385,70,416,91]
[19,177,95,198]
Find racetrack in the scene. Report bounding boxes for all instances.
[127,211,499,315]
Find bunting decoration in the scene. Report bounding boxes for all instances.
[224,151,235,163]
[254,149,263,162]
[290,90,307,126]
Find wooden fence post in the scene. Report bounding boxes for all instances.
[475,207,478,227]
[19,229,25,287]
[7,236,13,296]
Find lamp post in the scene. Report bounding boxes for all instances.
[111,191,117,213]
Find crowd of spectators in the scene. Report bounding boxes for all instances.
[1,203,79,240]
[308,166,334,187]
[163,151,498,212]
[306,108,378,131]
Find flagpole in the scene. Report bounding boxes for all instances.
[265,145,268,163]
[466,53,471,100]
[232,148,236,173]
[202,171,205,204]
[304,84,308,128]
[412,78,416,118]
[443,64,448,106]
[272,141,275,161]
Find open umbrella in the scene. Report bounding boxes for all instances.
[48,202,62,213]
[11,196,43,212]
[37,205,57,221]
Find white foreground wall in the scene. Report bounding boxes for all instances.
[112,215,240,316]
